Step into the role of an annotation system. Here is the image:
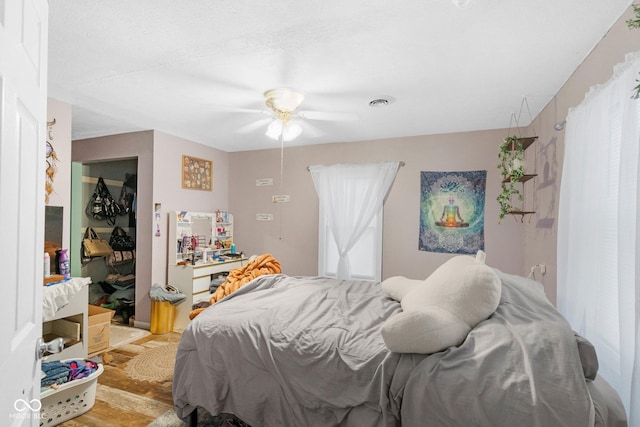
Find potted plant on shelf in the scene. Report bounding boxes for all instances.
[497,135,525,221]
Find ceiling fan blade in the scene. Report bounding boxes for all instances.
[297,110,359,122]
[235,118,273,134]
[299,120,324,139]
[202,104,269,115]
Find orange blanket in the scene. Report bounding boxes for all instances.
[189,253,281,320]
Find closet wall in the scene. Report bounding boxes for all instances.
[73,131,154,327]
[73,129,229,329]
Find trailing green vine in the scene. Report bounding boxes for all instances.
[497,135,525,221]
[627,4,640,29]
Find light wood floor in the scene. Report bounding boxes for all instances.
[58,331,182,427]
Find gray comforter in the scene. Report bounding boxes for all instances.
[173,271,598,426]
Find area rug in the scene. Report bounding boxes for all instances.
[62,333,182,426]
[125,342,179,382]
[110,324,150,350]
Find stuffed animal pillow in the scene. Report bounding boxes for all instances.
[380,250,501,354]
[380,275,425,301]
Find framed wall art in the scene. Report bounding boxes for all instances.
[419,170,487,254]
[182,155,212,191]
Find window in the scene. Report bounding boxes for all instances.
[309,162,400,282]
[319,208,382,282]
[557,52,640,423]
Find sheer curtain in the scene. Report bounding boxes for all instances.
[557,51,640,424]
[309,161,400,280]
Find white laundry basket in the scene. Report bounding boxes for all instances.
[39,361,103,426]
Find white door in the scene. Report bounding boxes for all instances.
[0,0,49,425]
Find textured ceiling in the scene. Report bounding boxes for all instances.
[48,0,633,152]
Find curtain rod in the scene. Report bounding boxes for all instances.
[306,161,405,171]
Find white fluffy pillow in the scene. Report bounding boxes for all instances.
[381,250,501,354]
[380,276,425,301]
[380,308,472,355]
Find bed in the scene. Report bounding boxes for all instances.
[173,269,627,426]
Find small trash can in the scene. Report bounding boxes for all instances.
[150,301,176,334]
[149,283,185,334]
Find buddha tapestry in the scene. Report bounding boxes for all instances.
[419,170,486,254]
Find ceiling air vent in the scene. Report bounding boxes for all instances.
[369,98,389,107]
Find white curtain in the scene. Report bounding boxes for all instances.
[309,161,400,280]
[557,51,640,424]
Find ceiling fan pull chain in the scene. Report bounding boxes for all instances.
[279,129,285,240]
[280,131,284,193]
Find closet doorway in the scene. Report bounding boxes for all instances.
[72,158,138,327]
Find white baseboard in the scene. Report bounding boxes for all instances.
[134,320,150,330]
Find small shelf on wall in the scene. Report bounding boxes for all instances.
[81,175,123,187]
[502,173,538,184]
[498,134,539,222]
[507,210,536,223]
[504,136,538,151]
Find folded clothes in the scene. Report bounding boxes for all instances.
[41,359,99,388]
[42,372,69,386]
[41,361,70,386]
[43,366,69,378]
[115,274,136,288]
[150,283,186,306]
[41,361,65,373]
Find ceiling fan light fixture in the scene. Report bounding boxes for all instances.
[284,122,302,141]
[266,119,282,140]
[264,88,305,113]
[266,119,302,142]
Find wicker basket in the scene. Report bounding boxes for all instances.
[39,362,104,426]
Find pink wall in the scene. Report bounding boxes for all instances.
[229,128,525,281]
[151,130,230,289]
[523,6,640,304]
[46,98,72,251]
[71,130,229,327]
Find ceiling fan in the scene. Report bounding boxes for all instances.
[225,87,358,142]
[263,88,305,142]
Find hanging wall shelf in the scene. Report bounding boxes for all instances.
[497,98,540,222]
[502,174,537,184]
[508,136,537,151]
[498,135,538,222]
[506,209,536,222]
